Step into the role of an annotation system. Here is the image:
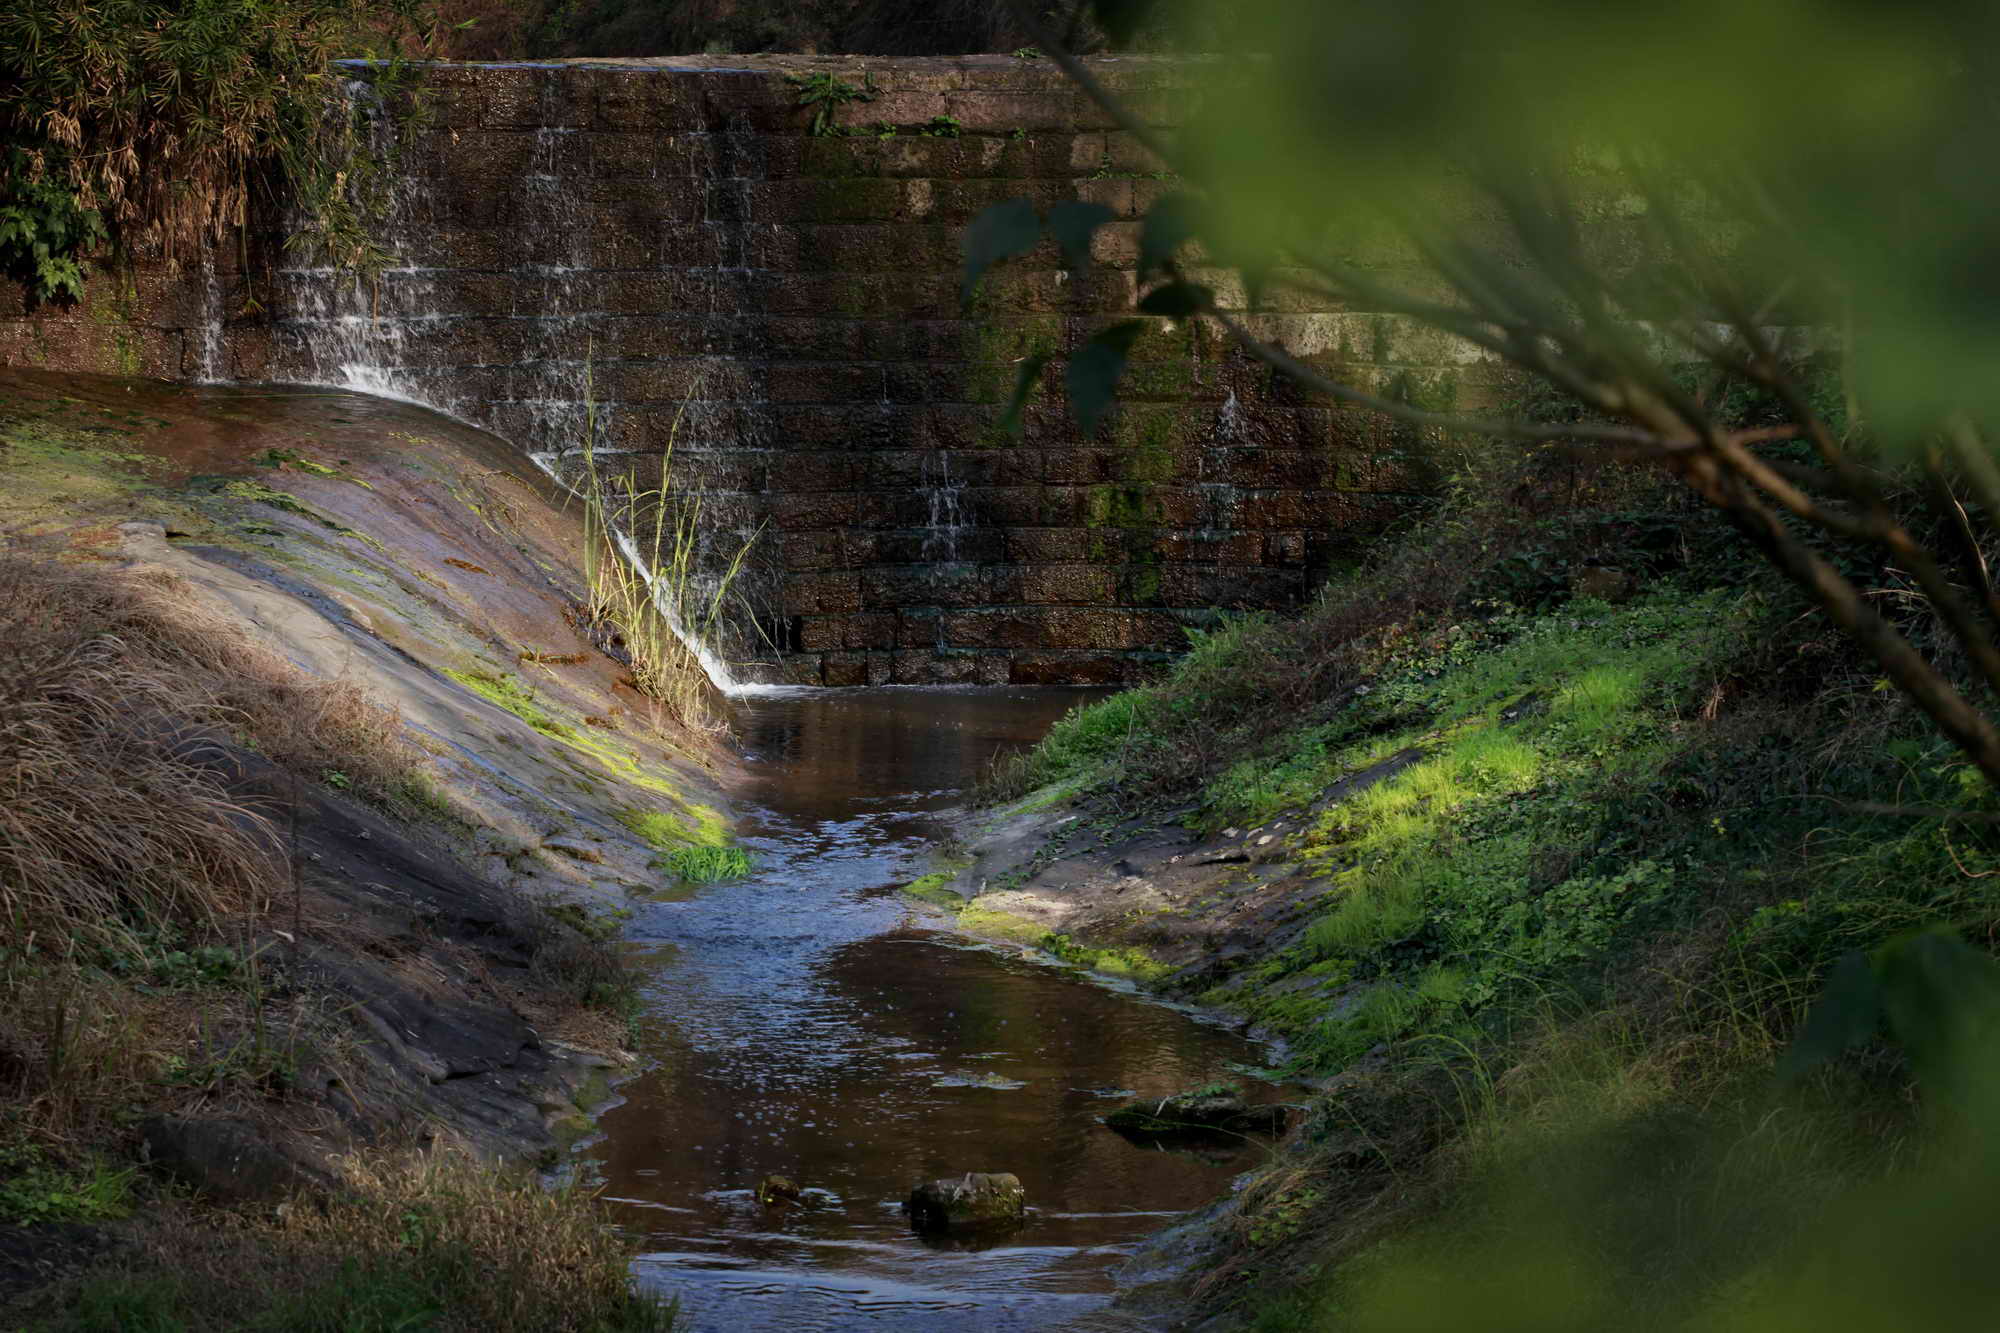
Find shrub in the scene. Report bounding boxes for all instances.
[0,0,437,301]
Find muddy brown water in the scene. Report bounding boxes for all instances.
[591,687,1291,1331]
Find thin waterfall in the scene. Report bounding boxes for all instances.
[194,256,225,383]
[920,451,969,565]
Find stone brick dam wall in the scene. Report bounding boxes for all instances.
[0,56,1499,686]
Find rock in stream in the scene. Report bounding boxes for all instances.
[906,1172,1027,1233]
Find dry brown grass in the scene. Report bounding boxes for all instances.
[32,1147,675,1332]
[0,556,276,947]
[0,549,436,942]
[0,548,434,1144]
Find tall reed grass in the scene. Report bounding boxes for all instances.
[566,371,758,734]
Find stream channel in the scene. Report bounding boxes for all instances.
[586,686,1290,1331]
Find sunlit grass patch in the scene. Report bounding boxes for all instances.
[1306,855,1435,956]
[663,844,752,883]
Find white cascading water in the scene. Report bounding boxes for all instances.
[271,74,755,695]
[919,450,969,564]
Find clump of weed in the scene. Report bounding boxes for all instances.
[663,844,752,883]
[0,1140,135,1225]
[507,895,640,1019]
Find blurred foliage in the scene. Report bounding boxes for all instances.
[974,0,2000,790]
[1159,0,2000,438]
[0,0,437,299]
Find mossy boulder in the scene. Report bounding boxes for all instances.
[1104,1084,1291,1138]
[906,1172,1026,1233]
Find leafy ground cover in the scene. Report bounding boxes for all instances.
[977,449,2000,1327]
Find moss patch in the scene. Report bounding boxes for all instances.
[1038,931,1170,980]
[444,669,580,742]
[957,901,1050,946]
[903,867,969,908]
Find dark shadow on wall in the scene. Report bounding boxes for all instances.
[435,0,1139,60]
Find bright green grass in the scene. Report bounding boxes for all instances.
[444,669,578,741]
[663,844,752,883]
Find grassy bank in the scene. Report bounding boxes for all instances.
[971,450,2000,1327]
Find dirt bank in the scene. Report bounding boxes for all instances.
[0,369,745,1326]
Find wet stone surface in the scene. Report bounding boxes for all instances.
[589,687,1296,1331]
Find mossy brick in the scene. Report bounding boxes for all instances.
[585,131,680,179]
[820,653,869,687]
[1018,563,1116,606]
[942,608,1045,650]
[766,364,885,404]
[759,317,862,359]
[783,440,875,488]
[800,138,880,178]
[829,90,949,129]
[1103,131,1174,175]
[779,530,843,571]
[1093,59,1193,94]
[583,175,705,219]
[794,615,847,652]
[478,67,552,129]
[795,224,932,271]
[594,360,700,403]
[1125,610,1187,649]
[770,404,892,448]
[928,179,1066,227]
[1038,447,1118,487]
[782,571,862,613]
[1158,530,1265,565]
[589,271,717,316]
[860,320,929,361]
[944,90,1107,132]
[694,72,794,130]
[437,130,541,185]
[419,81,486,130]
[863,565,983,609]
[948,317,1062,361]
[961,60,1074,93]
[584,69,703,128]
[1008,651,1133,686]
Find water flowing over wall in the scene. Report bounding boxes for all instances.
[0,56,1492,686]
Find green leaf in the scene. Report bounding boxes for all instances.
[1139,192,1200,277]
[1138,281,1214,318]
[1066,321,1146,436]
[1873,927,2000,1097]
[1777,950,1880,1081]
[1091,0,1163,45]
[1000,352,1052,436]
[1047,200,1115,272]
[962,197,1043,304]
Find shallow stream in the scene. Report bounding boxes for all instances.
[591,687,1289,1331]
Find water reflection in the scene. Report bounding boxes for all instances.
[593,688,1287,1331]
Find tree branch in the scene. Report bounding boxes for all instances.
[1206,305,1669,448]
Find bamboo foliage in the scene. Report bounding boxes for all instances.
[0,0,436,288]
